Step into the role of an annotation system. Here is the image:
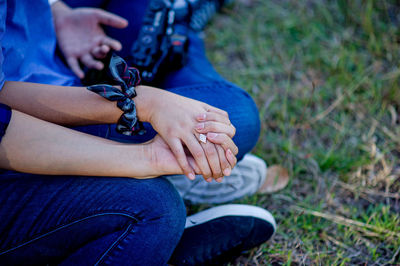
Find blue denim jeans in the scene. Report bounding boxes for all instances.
[0,172,186,265]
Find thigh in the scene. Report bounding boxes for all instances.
[160,32,260,159]
[160,30,225,88]
[0,172,185,265]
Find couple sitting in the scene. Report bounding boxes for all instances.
[0,0,276,265]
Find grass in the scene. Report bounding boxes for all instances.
[203,0,400,264]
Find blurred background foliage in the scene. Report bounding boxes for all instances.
[204,0,400,264]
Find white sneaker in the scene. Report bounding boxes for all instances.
[166,154,267,204]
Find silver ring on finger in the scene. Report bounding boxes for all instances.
[198,133,207,144]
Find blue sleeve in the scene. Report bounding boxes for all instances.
[0,0,6,91]
[0,1,10,143]
[0,103,11,143]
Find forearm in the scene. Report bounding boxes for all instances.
[0,81,152,126]
[0,110,154,178]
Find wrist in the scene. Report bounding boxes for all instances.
[142,139,169,177]
[51,0,70,13]
[51,1,72,27]
[114,144,155,178]
[130,142,161,178]
[135,85,157,123]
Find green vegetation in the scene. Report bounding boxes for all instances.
[205,0,400,264]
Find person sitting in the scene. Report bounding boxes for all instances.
[0,0,276,265]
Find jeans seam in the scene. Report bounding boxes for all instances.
[0,212,138,256]
[94,223,134,266]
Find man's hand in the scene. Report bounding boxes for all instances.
[145,135,201,178]
[51,1,128,78]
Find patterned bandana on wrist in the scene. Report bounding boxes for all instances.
[87,54,146,136]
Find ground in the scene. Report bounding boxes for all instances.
[203,0,400,264]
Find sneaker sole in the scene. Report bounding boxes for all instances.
[185,204,276,232]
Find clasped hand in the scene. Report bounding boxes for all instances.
[137,87,238,182]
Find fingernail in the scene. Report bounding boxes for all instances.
[188,173,195,180]
[207,132,218,139]
[195,123,204,130]
[196,113,206,121]
[206,178,212,183]
[223,167,231,176]
[216,177,223,183]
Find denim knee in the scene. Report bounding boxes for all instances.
[112,177,187,238]
[97,177,187,265]
[104,177,187,265]
[146,177,187,238]
[229,84,261,160]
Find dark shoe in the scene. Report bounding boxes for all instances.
[169,204,276,265]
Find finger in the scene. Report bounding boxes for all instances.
[101,36,123,51]
[200,141,223,179]
[206,105,229,117]
[81,53,104,70]
[195,121,236,138]
[196,112,231,125]
[92,45,110,59]
[94,9,128,28]
[226,148,237,168]
[100,44,110,54]
[167,138,196,180]
[187,156,201,174]
[184,135,213,180]
[216,145,231,178]
[66,57,84,79]
[206,132,239,156]
[193,132,223,178]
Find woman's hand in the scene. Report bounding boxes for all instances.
[135,86,238,181]
[194,117,238,156]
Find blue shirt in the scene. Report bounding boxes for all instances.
[0,0,80,90]
[0,0,81,142]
